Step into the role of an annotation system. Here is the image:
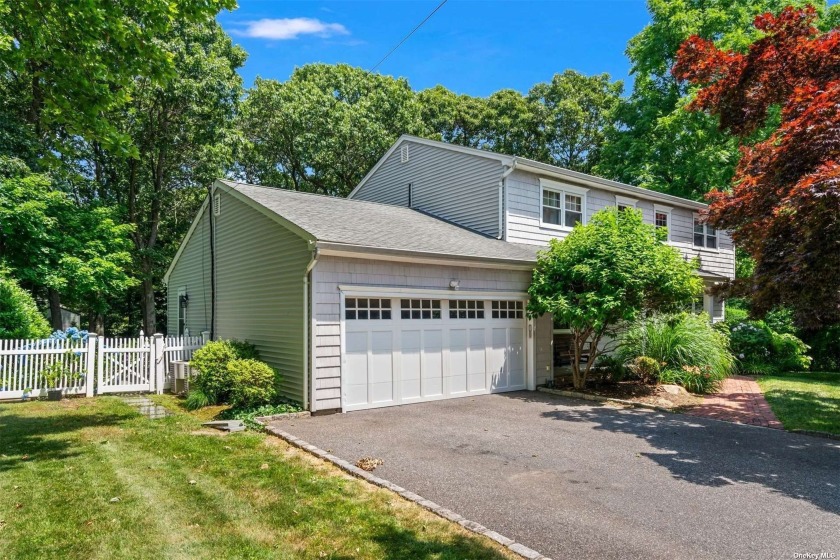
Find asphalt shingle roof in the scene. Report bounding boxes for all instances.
[220,180,538,263]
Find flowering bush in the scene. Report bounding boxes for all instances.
[49,327,89,344]
[728,320,810,374]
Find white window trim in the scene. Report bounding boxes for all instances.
[615,195,638,209]
[654,204,672,241]
[539,178,589,231]
[693,214,720,253]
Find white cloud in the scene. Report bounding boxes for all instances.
[239,18,349,40]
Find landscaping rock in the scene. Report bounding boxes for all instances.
[661,384,686,395]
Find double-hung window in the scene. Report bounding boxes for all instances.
[540,179,587,229]
[654,204,672,240]
[693,216,717,249]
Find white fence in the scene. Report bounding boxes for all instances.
[0,333,206,400]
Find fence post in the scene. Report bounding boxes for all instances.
[153,333,165,395]
[201,331,210,345]
[85,334,97,398]
[97,335,104,395]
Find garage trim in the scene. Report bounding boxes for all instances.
[338,285,535,412]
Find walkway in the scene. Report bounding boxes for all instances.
[686,375,782,428]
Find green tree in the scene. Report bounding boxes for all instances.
[0,157,135,331]
[417,85,487,147]
[595,0,824,200]
[238,64,427,196]
[528,70,623,173]
[0,273,50,339]
[84,20,245,334]
[528,208,702,389]
[0,0,235,157]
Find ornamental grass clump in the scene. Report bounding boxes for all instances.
[618,312,733,393]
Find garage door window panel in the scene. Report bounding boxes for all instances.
[346,298,392,320]
[449,300,485,319]
[401,299,442,319]
[491,300,524,319]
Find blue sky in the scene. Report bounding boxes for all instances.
[218,1,653,96]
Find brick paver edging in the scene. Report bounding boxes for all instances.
[257,421,552,560]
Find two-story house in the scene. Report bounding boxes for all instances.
[164,135,735,413]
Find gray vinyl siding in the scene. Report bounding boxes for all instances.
[311,256,532,411]
[166,204,211,336]
[505,169,736,280]
[351,140,504,236]
[214,189,312,404]
[535,313,553,386]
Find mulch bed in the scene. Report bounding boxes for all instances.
[551,381,705,410]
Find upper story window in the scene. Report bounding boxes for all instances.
[654,204,672,240]
[401,299,441,319]
[615,196,638,212]
[346,298,392,320]
[693,216,717,249]
[540,179,588,230]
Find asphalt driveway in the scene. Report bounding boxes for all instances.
[269,392,840,560]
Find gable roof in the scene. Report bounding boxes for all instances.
[349,135,709,211]
[216,179,539,266]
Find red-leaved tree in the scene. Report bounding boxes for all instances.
[673,5,840,328]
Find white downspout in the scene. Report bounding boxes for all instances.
[303,244,319,411]
[498,161,517,240]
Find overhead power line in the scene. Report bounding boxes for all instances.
[370,0,448,73]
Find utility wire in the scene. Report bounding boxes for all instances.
[370,0,448,73]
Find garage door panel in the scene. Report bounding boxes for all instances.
[490,328,509,390]
[344,331,369,407]
[369,331,394,403]
[468,328,487,392]
[400,330,421,400]
[508,327,526,388]
[448,328,468,395]
[422,329,444,397]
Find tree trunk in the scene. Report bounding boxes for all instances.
[48,288,63,331]
[88,313,104,336]
[140,273,156,336]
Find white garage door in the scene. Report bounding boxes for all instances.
[342,296,528,411]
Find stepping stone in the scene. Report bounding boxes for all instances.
[202,420,246,432]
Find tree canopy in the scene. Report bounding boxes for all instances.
[528,208,702,388]
[595,0,831,200]
[674,5,840,328]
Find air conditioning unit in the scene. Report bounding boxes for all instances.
[169,360,194,394]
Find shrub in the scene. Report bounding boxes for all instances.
[0,276,50,339]
[728,320,811,374]
[185,388,211,411]
[592,354,628,383]
[227,339,260,361]
[660,365,721,394]
[729,321,774,374]
[771,332,811,372]
[227,359,277,409]
[618,313,733,393]
[627,356,662,384]
[190,340,239,403]
[804,325,840,371]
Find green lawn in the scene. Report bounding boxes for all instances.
[0,396,515,560]
[757,372,840,435]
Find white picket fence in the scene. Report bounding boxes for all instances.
[0,333,205,400]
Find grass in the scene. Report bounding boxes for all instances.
[757,371,840,435]
[0,396,516,560]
